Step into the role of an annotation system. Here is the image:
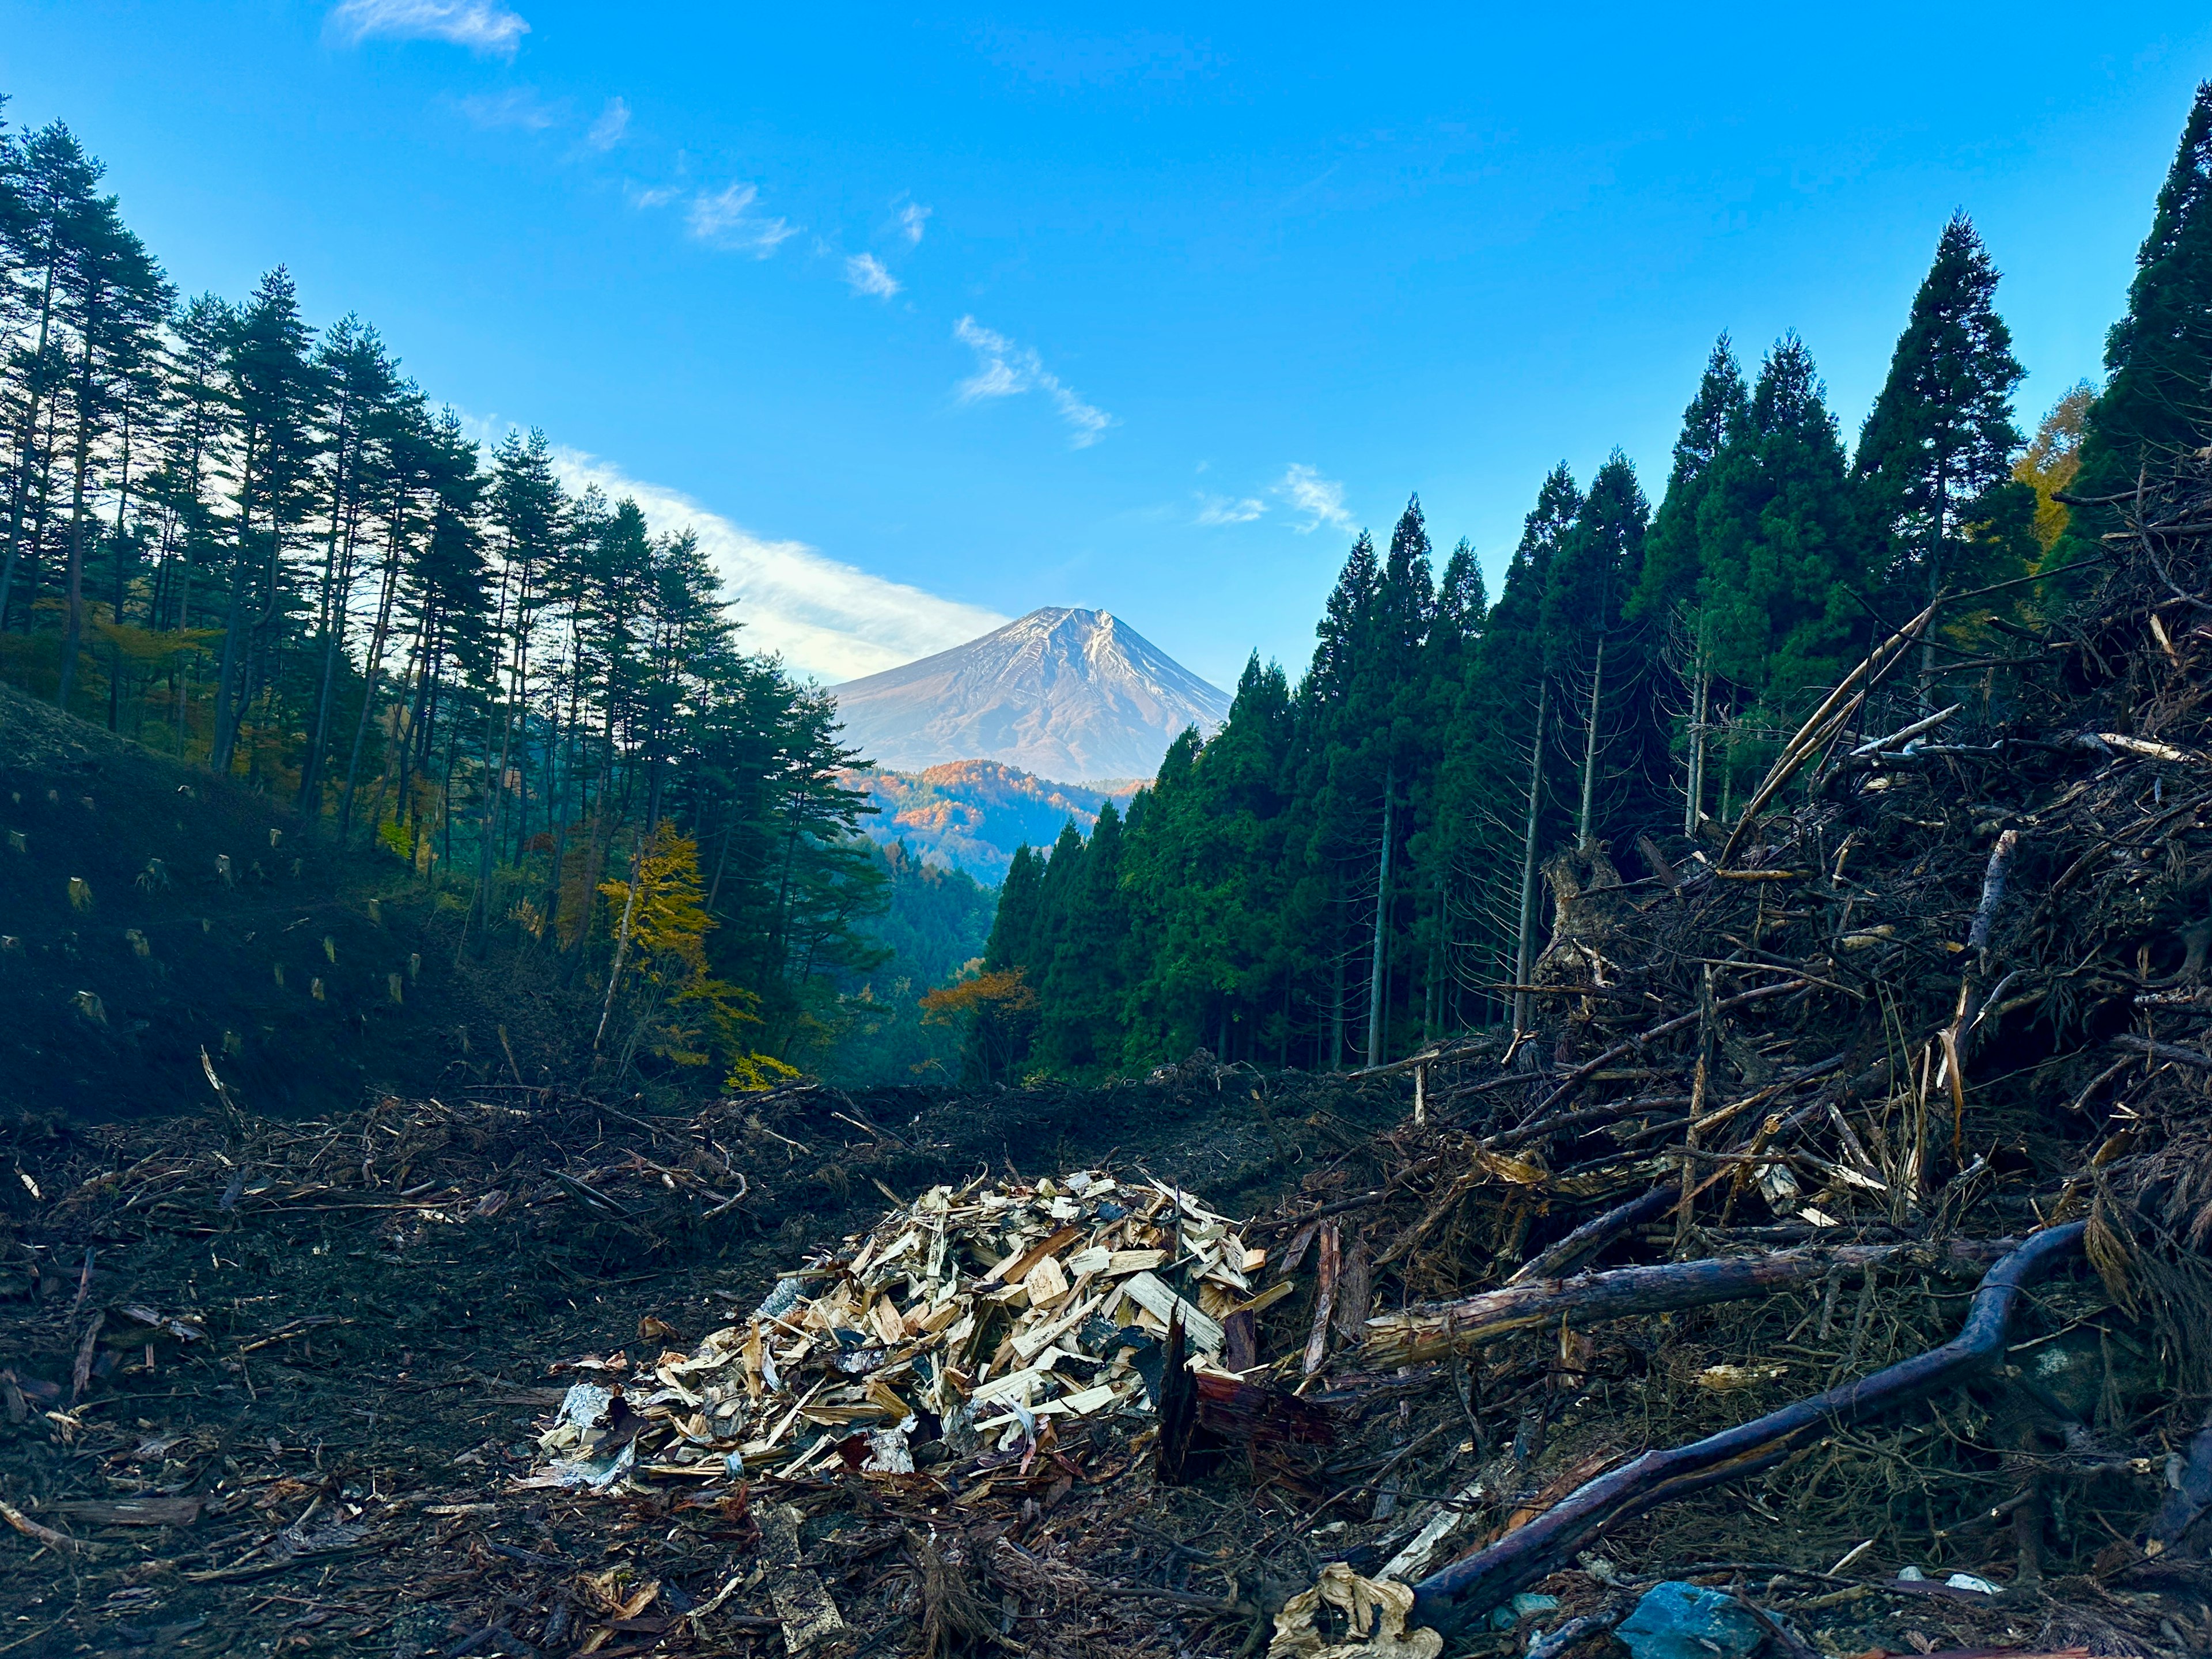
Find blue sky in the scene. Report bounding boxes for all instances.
[3,3,2209,690]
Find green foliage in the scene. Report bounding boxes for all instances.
[1695,335,1863,718]
[1854,213,2033,614]
[0,103,892,1091]
[2066,81,2212,567]
[800,839,997,1085]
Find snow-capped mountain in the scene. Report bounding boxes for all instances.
[830,608,1231,781]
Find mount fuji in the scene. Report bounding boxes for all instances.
[830,608,1230,781]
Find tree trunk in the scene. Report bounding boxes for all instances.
[55,318,98,713]
[1370,1236,2018,1365]
[0,247,62,630]
[209,422,258,773]
[1408,1225,2086,1632]
[105,396,138,730]
[1365,762,1395,1069]
[1918,462,1948,698]
[1577,634,1605,844]
[1513,681,1549,1033]
[1329,949,1346,1071]
[337,519,402,842]
[1684,661,1710,837]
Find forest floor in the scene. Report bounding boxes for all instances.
[0,1065,1412,1657]
[2,1058,2196,1659]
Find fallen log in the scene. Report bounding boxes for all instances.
[1504,1180,1680,1285]
[1407,1221,2087,1633]
[1366,1236,2013,1365]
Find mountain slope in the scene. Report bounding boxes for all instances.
[844,762,1141,882]
[830,608,1229,779]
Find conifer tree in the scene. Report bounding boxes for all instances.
[1695,335,1862,751]
[1632,336,1748,831]
[1854,213,2032,681]
[1038,799,1129,1071]
[1437,465,1577,1030]
[209,267,321,772]
[1541,453,1650,844]
[53,192,169,710]
[0,123,104,631]
[2066,81,2212,560]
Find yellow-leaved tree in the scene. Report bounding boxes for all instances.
[597,826,797,1089]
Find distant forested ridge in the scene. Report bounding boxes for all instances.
[844,762,1141,882]
[0,96,927,1086]
[954,82,2212,1084]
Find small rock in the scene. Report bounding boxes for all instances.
[1615,1581,1766,1659]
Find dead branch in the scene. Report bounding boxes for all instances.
[1407,1222,2086,1632]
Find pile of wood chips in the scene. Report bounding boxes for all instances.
[521,1168,1280,1494]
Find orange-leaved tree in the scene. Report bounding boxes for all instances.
[919,968,1039,1084]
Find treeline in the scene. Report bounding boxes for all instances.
[0,96,904,1084]
[964,82,2212,1082]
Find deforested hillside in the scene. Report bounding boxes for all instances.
[0,685,594,1118]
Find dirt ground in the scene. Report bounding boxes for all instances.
[0,1066,1411,1657]
[5,1065,2196,1659]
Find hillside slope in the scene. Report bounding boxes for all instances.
[844,760,1140,881]
[0,687,591,1120]
[831,607,1228,779]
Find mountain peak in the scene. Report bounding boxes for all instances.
[831,608,1228,780]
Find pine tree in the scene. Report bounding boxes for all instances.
[1437,465,1578,1031]
[0,123,104,631]
[2067,81,2212,557]
[1695,335,1862,745]
[209,267,322,772]
[1854,213,2032,681]
[1038,799,1130,1073]
[1632,336,1748,832]
[1541,453,1650,845]
[52,193,169,711]
[297,317,402,810]
[1633,336,1750,627]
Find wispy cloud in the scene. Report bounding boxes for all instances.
[1195,493,1265,526]
[626,182,681,210]
[953,316,1113,448]
[1275,464,1353,533]
[844,253,900,298]
[586,96,630,150]
[543,446,1006,683]
[899,202,932,245]
[687,183,798,256]
[327,0,528,54]
[454,86,560,130]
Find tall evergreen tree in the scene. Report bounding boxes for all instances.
[1854,213,2033,680]
[1695,335,1862,747]
[2066,81,2212,562]
[1632,336,1748,831]
[0,123,104,631]
[52,190,169,710]
[209,267,321,772]
[1435,465,1578,1030]
[1541,452,1650,844]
